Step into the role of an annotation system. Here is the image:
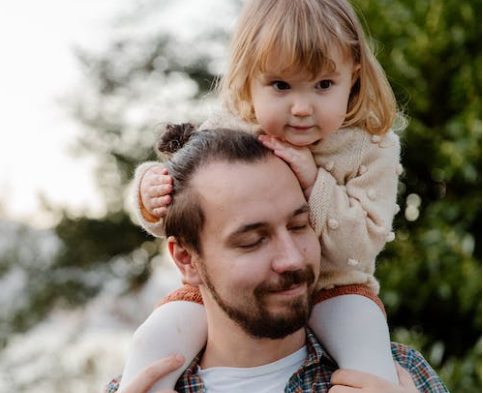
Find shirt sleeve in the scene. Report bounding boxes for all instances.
[308,133,401,282]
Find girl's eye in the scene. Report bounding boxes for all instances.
[272,80,291,91]
[316,80,332,89]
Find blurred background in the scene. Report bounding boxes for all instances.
[0,0,480,392]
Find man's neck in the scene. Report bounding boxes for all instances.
[199,316,306,369]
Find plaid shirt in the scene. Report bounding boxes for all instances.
[104,329,449,393]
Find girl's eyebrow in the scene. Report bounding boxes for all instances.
[259,69,342,82]
[257,73,283,81]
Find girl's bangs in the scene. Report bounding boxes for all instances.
[253,22,351,78]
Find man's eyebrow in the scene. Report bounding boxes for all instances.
[294,204,310,216]
[227,204,310,241]
[227,222,267,242]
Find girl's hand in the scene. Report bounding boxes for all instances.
[119,355,184,393]
[259,135,317,198]
[329,363,419,393]
[140,164,173,218]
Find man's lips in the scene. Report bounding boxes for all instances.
[270,283,307,296]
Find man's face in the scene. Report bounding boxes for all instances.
[190,156,321,339]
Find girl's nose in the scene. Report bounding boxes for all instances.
[291,96,313,117]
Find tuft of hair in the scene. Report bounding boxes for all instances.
[157,123,197,155]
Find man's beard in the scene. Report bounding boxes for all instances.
[201,265,316,339]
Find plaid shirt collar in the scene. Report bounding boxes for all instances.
[174,328,337,393]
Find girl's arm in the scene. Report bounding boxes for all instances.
[132,162,170,237]
[308,132,401,281]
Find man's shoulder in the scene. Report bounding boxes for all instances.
[390,341,426,365]
[309,332,449,393]
[390,342,450,392]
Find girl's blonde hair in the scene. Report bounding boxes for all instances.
[221,0,404,135]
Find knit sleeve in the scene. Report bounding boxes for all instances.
[132,161,166,238]
[200,106,260,134]
[308,132,401,288]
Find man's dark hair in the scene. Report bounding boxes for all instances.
[158,123,271,254]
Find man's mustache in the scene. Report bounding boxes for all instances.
[255,267,316,295]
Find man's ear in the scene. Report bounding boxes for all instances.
[167,236,202,286]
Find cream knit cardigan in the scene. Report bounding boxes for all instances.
[133,110,402,294]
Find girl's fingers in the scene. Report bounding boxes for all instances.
[259,135,290,150]
[149,165,168,175]
[150,184,173,198]
[331,369,367,388]
[146,175,173,188]
[121,355,184,393]
[331,365,418,393]
[395,363,417,390]
[152,207,167,218]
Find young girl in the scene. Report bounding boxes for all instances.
[121,0,406,390]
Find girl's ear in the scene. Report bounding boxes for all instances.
[167,236,203,286]
[351,63,361,86]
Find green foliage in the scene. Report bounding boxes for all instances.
[353,0,481,390]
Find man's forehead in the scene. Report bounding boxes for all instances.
[192,157,296,199]
[191,157,306,232]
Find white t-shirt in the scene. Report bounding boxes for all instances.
[197,346,307,393]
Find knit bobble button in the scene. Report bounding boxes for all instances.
[367,189,377,200]
[347,258,359,266]
[325,161,335,171]
[358,165,368,175]
[328,219,339,229]
[385,232,396,242]
[396,164,403,175]
[371,135,382,143]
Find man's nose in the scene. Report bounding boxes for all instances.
[271,232,305,273]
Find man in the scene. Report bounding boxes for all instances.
[106,126,449,393]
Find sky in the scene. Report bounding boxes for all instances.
[0,0,129,227]
[0,0,236,229]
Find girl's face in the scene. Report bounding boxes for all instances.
[249,49,360,146]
